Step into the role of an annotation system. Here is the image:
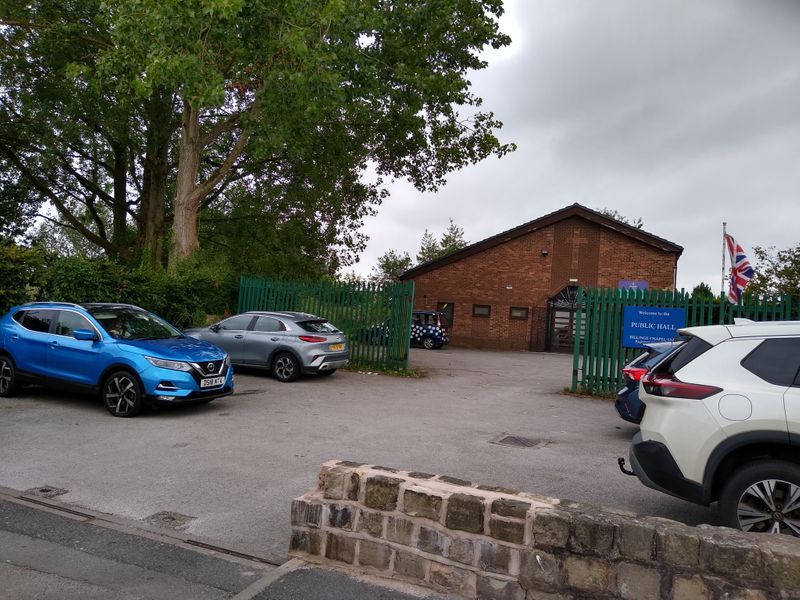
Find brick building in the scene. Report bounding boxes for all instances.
[399,204,683,352]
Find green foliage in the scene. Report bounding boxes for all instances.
[748,244,800,297]
[690,282,717,302]
[0,244,235,327]
[597,208,644,229]
[416,230,440,264]
[371,250,414,283]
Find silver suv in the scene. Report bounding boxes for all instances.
[626,320,800,536]
[186,312,348,382]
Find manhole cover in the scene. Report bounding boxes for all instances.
[489,434,550,449]
[25,486,68,499]
[145,511,196,531]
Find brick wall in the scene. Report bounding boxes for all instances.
[408,217,678,351]
[290,461,800,599]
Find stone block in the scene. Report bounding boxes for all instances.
[364,475,403,511]
[475,575,524,600]
[440,475,473,486]
[477,540,517,575]
[394,550,428,580]
[347,472,361,501]
[490,518,525,544]
[531,510,571,549]
[699,532,763,581]
[671,575,712,600]
[325,533,356,564]
[418,526,449,556]
[477,485,521,495]
[373,465,399,473]
[445,493,485,533]
[328,504,354,530]
[616,562,660,600]
[358,539,391,571]
[357,509,384,538]
[429,562,474,596]
[569,513,616,556]
[386,516,415,545]
[408,471,436,479]
[657,524,700,569]
[492,498,531,519]
[323,467,349,500]
[448,537,476,565]
[618,520,655,561]
[289,529,309,554]
[336,460,365,467]
[290,499,323,528]
[403,489,443,521]
[564,555,614,593]
[762,535,800,590]
[519,549,561,591]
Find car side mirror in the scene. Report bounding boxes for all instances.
[210,324,221,332]
[73,328,98,342]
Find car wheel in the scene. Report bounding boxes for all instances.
[422,336,436,350]
[102,370,144,417]
[718,460,800,536]
[0,355,18,397]
[319,369,336,377]
[272,352,300,383]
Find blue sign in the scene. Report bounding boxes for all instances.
[622,306,686,348]
[619,279,649,290]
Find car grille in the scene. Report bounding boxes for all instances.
[188,361,227,383]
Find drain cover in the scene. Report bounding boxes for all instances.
[490,434,550,449]
[145,511,196,531]
[26,486,68,499]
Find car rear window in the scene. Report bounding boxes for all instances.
[652,336,712,375]
[741,338,800,387]
[298,320,338,334]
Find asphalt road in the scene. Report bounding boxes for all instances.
[0,347,714,559]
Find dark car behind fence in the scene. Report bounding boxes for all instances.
[238,277,415,370]
[572,287,800,395]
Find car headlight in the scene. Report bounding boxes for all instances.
[145,356,193,371]
[224,354,230,367]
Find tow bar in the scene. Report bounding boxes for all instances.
[618,457,635,476]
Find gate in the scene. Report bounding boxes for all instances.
[547,286,580,352]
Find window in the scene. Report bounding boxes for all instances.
[56,311,94,337]
[254,316,286,333]
[741,338,800,387]
[472,304,491,318]
[219,315,255,331]
[654,335,713,375]
[509,307,529,320]
[19,310,56,333]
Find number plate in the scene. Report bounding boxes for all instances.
[201,376,225,388]
[329,343,345,351]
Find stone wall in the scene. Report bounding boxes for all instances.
[289,461,800,600]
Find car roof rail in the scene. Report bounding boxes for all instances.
[22,301,83,309]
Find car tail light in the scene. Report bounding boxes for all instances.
[299,335,326,343]
[641,372,722,399]
[622,366,647,381]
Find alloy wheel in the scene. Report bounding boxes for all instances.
[105,373,140,417]
[274,356,296,381]
[737,478,800,536]
[0,359,12,395]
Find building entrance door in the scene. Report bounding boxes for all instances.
[547,286,580,352]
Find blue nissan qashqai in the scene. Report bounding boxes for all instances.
[0,302,233,417]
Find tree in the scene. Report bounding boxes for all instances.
[747,244,800,297]
[691,282,717,302]
[597,208,644,229]
[439,218,469,255]
[370,250,413,284]
[417,230,441,264]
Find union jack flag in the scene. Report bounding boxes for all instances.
[725,233,755,304]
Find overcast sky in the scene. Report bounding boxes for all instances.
[350,0,800,292]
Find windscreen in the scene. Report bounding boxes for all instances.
[86,307,182,340]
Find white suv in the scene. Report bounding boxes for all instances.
[628,320,800,536]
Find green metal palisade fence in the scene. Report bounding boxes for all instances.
[238,277,415,370]
[571,288,799,395]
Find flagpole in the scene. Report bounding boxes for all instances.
[721,222,727,298]
[720,222,727,324]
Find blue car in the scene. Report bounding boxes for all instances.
[0,302,233,417]
[410,310,449,350]
[614,340,683,424]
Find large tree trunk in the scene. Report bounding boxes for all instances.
[169,101,202,271]
[139,91,173,269]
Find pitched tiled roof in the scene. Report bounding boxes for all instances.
[399,203,683,280]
